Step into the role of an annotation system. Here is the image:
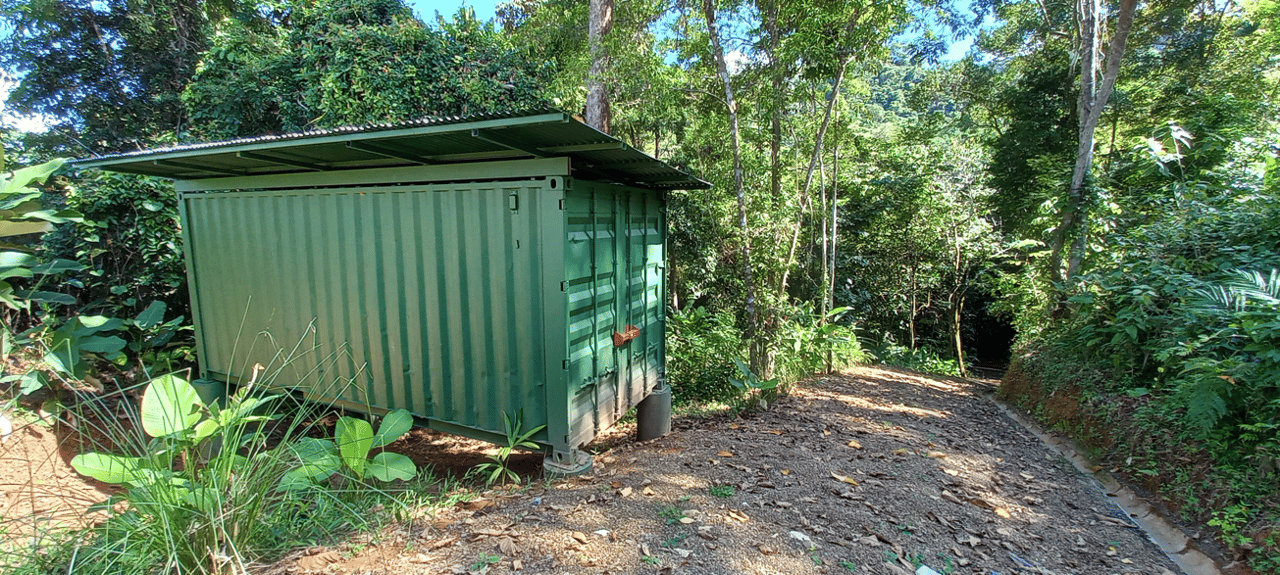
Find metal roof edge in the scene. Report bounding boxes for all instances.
[72,108,712,190]
[74,111,572,170]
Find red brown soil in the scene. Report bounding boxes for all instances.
[0,414,119,558]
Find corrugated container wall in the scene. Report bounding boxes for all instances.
[179,173,664,459]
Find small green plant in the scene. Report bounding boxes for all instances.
[641,554,660,565]
[472,410,545,486]
[841,560,858,571]
[709,484,735,498]
[809,545,823,565]
[936,552,956,574]
[471,551,501,570]
[729,357,780,411]
[656,503,686,525]
[282,408,417,488]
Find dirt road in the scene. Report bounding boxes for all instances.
[276,366,1182,575]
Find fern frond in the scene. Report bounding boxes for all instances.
[1191,268,1280,313]
[1176,375,1231,436]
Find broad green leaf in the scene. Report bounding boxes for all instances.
[193,418,220,441]
[287,437,341,481]
[279,468,320,491]
[184,486,220,513]
[75,316,124,335]
[0,198,39,213]
[71,452,146,485]
[45,334,81,378]
[224,395,280,423]
[0,159,67,194]
[18,371,47,396]
[372,409,414,448]
[15,290,75,305]
[291,437,339,463]
[21,209,83,224]
[367,452,416,482]
[0,267,31,280]
[141,374,203,438]
[78,335,127,355]
[335,417,373,478]
[0,281,20,311]
[135,300,166,329]
[29,259,85,274]
[0,251,38,270]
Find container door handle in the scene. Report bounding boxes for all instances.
[612,325,640,347]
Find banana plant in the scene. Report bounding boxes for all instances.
[0,158,80,311]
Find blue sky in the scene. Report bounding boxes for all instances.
[407,0,496,22]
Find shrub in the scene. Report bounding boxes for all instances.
[666,307,741,403]
[42,171,187,319]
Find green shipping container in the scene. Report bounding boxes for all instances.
[76,110,709,472]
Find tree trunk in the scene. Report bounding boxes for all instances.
[703,0,760,374]
[1048,0,1138,285]
[908,258,917,351]
[826,145,840,373]
[829,145,839,318]
[820,144,828,317]
[766,0,783,203]
[586,0,613,133]
[779,59,850,296]
[951,294,967,377]
[950,217,968,377]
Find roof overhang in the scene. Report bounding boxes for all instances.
[74,109,711,190]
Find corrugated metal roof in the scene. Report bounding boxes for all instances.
[73,108,711,190]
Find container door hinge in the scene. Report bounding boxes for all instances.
[560,281,566,292]
[562,359,569,370]
[558,199,565,210]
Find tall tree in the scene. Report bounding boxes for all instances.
[586,0,613,132]
[182,0,551,139]
[0,0,254,153]
[1047,0,1137,284]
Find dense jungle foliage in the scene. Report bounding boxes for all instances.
[1,0,1278,569]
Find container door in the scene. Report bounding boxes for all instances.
[617,188,664,407]
[565,182,666,447]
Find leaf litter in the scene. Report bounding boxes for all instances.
[263,365,1181,575]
